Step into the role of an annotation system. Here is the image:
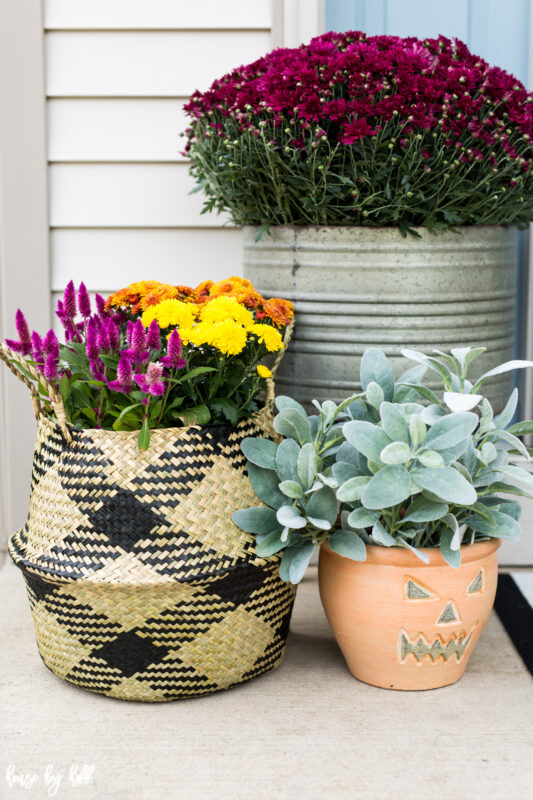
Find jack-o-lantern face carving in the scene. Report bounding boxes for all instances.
[399,569,485,664]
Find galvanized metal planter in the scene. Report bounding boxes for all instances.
[243,225,517,410]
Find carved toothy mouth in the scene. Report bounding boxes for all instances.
[399,624,478,664]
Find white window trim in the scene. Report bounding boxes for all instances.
[0,0,51,550]
[272,0,325,48]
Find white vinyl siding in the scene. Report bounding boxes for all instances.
[44,2,280,306]
[47,99,188,162]
[44,1,273,30]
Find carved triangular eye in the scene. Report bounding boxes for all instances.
[405,578,435,600]
[467,570,484,594]
[436,601,459,624]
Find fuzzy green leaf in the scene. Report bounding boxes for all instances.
[421,412,478,451]
[247,463,286,509]
[336,476,371,503]
[328,530,367,561]
[380,402,409,443]
[276,505,307,529]
[360,348,394,402]
[417,449,444,468]
[279,480,303,499]
[275,395,307,416]
[297,442,320,489]
[241,437,277,470]
[274,408,312,444]
[289,541,314,584]
[306,486,338,526]
[342,420,392,463]
[347,507,380,529]
[232,507,279,535]
[371,520,396,546]
[332,461,359,485]
[362,465,411,510]
[402,498,448,523]
[275,438,300,483]
[256,530,287,556]
[440,528,461,568]
[380,441,411,465]
[412,467,477,505]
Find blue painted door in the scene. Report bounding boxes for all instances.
[325,0,530,83]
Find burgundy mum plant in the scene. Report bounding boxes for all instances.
[184,32,533,234]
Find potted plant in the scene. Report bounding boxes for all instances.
[1,276,297,701]
[233,347,533,689]
[184,32,533,410]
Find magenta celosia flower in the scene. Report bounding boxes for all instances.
[63,280,77,318]
[126,320,135,345]
[44,353,58,382]
[106,318,120,351]
[134,362,166,396]
[31,331,45,370]
[86,318,100,360]
[89,357,106,382]
[96,322,111,353]
[146,320,161,350]
[43,329,59,360]
[124,319,149,365]
[108,354,134,394]
[160,329,186,370]
[95,294,106,318]
[78,282,91,318]
[5,309,32,355]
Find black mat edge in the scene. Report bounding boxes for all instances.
[494,573,533,675]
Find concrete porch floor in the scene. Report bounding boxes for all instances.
[1,560,532,800]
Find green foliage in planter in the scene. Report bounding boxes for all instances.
[233,348,533,583]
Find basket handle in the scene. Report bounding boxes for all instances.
[265,318,294,409]
[0,340,72,443]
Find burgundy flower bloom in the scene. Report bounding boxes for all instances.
[146,320,161,350]
[134,362,166,396]
[108,354,134,394]
[78,282,91,318]
[340,119,378,145]
[160,330,186,370]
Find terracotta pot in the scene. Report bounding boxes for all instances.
[318,539,501,691]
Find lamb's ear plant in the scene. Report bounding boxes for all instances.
[233,347,533,584]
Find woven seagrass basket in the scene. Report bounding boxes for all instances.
[2,331,296,701]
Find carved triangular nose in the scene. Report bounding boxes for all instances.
[436,601,460,625]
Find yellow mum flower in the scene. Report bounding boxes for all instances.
[142,299,198,330]
[199,296,255,329]
[186,322,218,347]
[257,365,273,378]
[250,324,283,352]
[210,320,248,356]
